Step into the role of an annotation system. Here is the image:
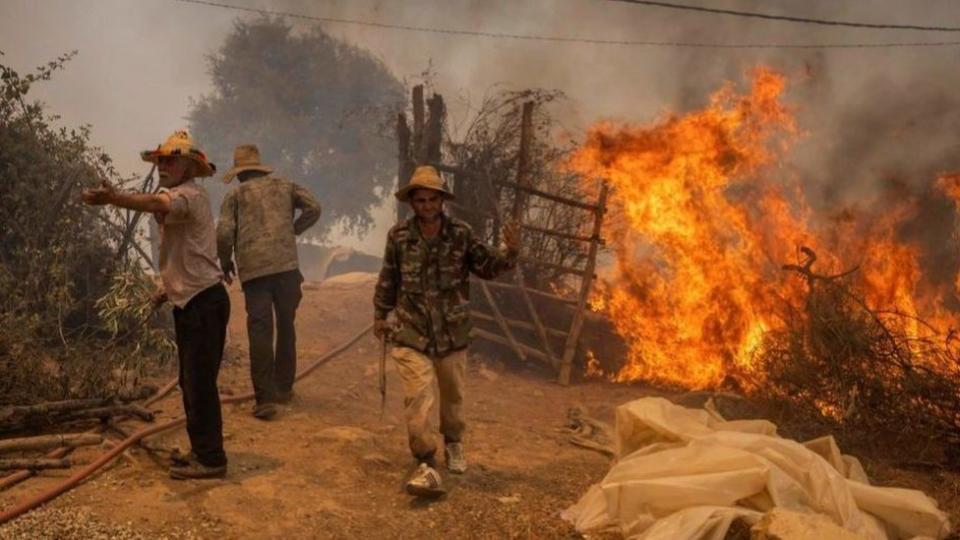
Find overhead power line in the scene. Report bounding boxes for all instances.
[608,0,960,32]
[172,0,960,49]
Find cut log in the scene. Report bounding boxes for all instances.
[0,433,103,454]
[0,458,71,471]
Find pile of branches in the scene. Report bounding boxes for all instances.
[0,52,173,405]
[445,88,590,292]
[757,247,960,464]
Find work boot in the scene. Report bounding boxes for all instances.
[405,463,445,498]
[252,402,277,420]
[445,442,467,474]
[168,449,197,467]
[169,459,227,480]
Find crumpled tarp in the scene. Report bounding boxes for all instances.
[561,397,951,540]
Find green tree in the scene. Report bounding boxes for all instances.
[189,17,404,240]
[0,52,173,404]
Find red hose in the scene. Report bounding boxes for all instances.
[0,324,372,525]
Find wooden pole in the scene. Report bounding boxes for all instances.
[424,94,445,165]
[396,113,412,223]
[512,101,534,221]
[558,182,609,385]
[0,458,71,471]
[412,85,425,164]
[0,434,102,454]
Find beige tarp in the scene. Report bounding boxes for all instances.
[561,397,951,539]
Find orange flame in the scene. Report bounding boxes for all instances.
[570,67,959,390]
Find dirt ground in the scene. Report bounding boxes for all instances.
[2,273,958,539]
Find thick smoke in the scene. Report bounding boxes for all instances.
[4,0,960,267]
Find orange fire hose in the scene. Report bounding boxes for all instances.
[0,323,372,525]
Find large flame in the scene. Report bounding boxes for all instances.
[570,67,959,389]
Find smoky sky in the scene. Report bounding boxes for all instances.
[2,0,960,253]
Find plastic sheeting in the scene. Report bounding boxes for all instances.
[561,397,951,540]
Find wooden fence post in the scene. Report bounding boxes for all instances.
[396,113,413,223]
[558,182,608,385]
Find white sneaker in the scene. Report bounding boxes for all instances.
[405,463,445,498]
[445,443,467,474]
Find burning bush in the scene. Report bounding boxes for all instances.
[570,67,960,463]
[760,248,960,461]
[0,53,173,406]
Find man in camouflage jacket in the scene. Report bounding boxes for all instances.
[374,165,519,497]
[217,144,321,420]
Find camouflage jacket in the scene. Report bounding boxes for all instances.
[374,215,516,356]
[216,175,321,283]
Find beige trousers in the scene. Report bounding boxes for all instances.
[390,346,467,461]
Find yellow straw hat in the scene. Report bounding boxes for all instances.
[140,130,216,177]
[395,165,455,202]
[221,144,274,183]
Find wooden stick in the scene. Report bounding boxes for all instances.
[478,281,527,362]
[0,434,103,454]
[558,183,608,385]
[0,399,108,420]
[0,458,71,471]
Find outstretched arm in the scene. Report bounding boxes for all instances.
[82,180,172,213]
[292,184,322,235]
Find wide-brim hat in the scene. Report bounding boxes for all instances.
[395,165,455,202]
[222,144,273,183]
[140,130,216,177]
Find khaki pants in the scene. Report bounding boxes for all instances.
[391,346,467,462]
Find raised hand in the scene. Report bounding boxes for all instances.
[81,179,116,206]
[502,219,521,256]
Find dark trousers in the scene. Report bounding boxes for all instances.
[173,282,230,467]
[242,269,303,405]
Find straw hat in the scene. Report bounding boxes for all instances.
[222,144,274,183]
[395,166,455,202]
[140,130,216,177]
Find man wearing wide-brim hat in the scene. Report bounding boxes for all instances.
[82,130,230,480]
[374,165,521,497]
[217,144,321,420]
